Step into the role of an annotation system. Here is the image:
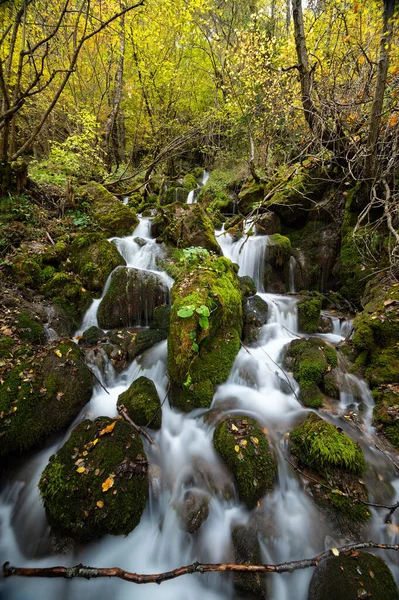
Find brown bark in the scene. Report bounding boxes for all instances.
[3,542,399,584]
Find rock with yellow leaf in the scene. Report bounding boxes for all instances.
[0,341,93,457]
[39,417,148,541]
[213,415,277,508]
[117,376,162,430]
[308,551,399,600]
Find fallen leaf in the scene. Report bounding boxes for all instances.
[76,467,85,473]
[95,468,100,476]
[100,422,116,436]
[102,477,114,492]
[331,548,339,556]
[241,440,248,447]
[55,350,63,357]
[234,445,240,453]
[96,501,104,508]
[231,424,238,431]
[56,392,65,401]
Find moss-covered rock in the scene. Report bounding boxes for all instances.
[70,233,125,292]
[256,211,280,235]
[0,342,93,456]
[290,413,370,526]
[0,336,13,359]
[150,305,171,332]
[97,266,169,330]
[297,294,322,333]
[79,182,139,236]
[42,271,92,328]
[167,254,242,411]
[152,203,221,254]
[243,295,269,344]
[39,417,148,541]
[176,489,210,533]
[15,311,45,343]
[308,552,399,600]
[238,178,265,214]
[161,186,189,205]
[322,369,340,400]
[213,416,277,508]
[284,338,337,408]
[231,523,268,598]
[127,329,167,361]
[117,376,162,430]
[239,275,257,298]
[81,326,105,346]
[11,254,43,288]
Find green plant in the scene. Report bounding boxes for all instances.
[68,210,91,228]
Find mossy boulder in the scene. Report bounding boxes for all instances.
[262,234,292,293]
[290,413,370,526]
[175,489,210,533]
[153,202,221,254]
[161,186,189,205]
[79,182,139,236]
[0,336,13,359]
[0,342,93,457]
[167,255,242,411]
[127,329,167,361]
[42,272,92,327]
[11,253,43,289]
[308,552,399,600]
[39,417,148,541]
[70,233,125,292]
[239,275,257,298]
[284,338,338,408]
[213,416,277,508]
[238,178,265,214]
[297,294,323,333]
[81,326,105,346]
[231,523,268,598]
[97,266,169,330]
[256,211,280,235]
[243,295,269,344]
[15,311,45,343]
[117,376,162,430]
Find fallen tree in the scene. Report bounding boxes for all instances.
[3,541,399,585]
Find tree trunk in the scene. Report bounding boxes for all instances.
[364,0,396,180]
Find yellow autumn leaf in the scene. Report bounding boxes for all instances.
[231,424,238,431]
[76,467,85,473]
[331,548,339,556]
[100,422,116,436]
[92,438,99,445]
[102,477,114,492]
[234,445,240,452]
[253,437,259,444]
[241,440,247,447]
[96,500,104,508]
[55,350,62,357]
[82,451,88,456]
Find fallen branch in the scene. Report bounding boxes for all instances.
[285,458,399,523]
[3,541,399,583]
[117,405,156,446]
[86,366,110,395]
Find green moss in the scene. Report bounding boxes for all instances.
[0,337,13,358]
[0,342,93,456]
[42,271,92,327]
[117,376,162,430]
[239,275,257,298]
[79,182,139,236]
[39,417,148,541]
[81,326,104,345]
[290,413,365,475]
[299,381,324,408]
[323,345,338,368]
[322,370,340,399]
[268,234,292,266]
[167,254,242,411]
[16,312,45,343]
[213,416,277,508]
[308,552,399,600]
[70,233,125,292]
[297,294,322,333]
[11,255,42,288]
[327,492,371,522]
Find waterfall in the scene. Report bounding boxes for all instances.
[186,169,210,204]
[289,256,296,293]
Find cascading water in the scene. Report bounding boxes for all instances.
[186,169,210,205]
[1,211,399,600]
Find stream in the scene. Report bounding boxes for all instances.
[1,207,399,600]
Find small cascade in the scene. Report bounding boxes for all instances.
[289,255,296,293]
[186,189,196,204]
[123,196,129,206]
[186,168,210,204]
[340,318,354,339]
[201,170,210,185]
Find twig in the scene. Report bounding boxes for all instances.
[145,384,169,429]
[285,458,399,523]
[3,542,399,583]
[45,231,55,246]
[86,366,109,395]
[117,405,156,446]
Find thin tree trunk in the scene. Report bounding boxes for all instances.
[364,0,396,180]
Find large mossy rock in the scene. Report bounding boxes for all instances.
[152,202,221,254]
[290,413,370,526]
[351,283,399,448]
[97,266,169,329]
[297,294,323,333]
[263,234,292,293]
[283,337,338,408]
[0,342,93,457]
[39,417,148,541]
[79,182,139,236]
[42,271,92,328]
[70,233,125,292]
[238,178,265,214]
[117,376,162,430]
[243,295,269,344]
[167,254,242,411]
[308,552,399,600]
[213,416,277,508]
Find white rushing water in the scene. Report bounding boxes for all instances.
[1,212,399,600]
[186,170,209,204]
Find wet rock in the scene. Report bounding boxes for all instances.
[322,369,340,399]
[297,294,323,334]
[0,341,93,457]
[308,552,399,600]
[152,202,221,254]
[168,255,242,411]
[232,523,268,598]
[178,489,210,533]
[80,326,105,346]
[213,416,277,508]
[256,211,280,235]
[283,337,338,408]
[150,305,171,333]
[239,275,257,298]
[97,266,169,330]
[79,182,139,236]
[70,232,125,292]
[318,315,333,333]
[243,295,269,344]
[133,237,147,247]
[117,376,162,430]
[128,329,167,361]
[39,417,148,541]
[290,413,371,530]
